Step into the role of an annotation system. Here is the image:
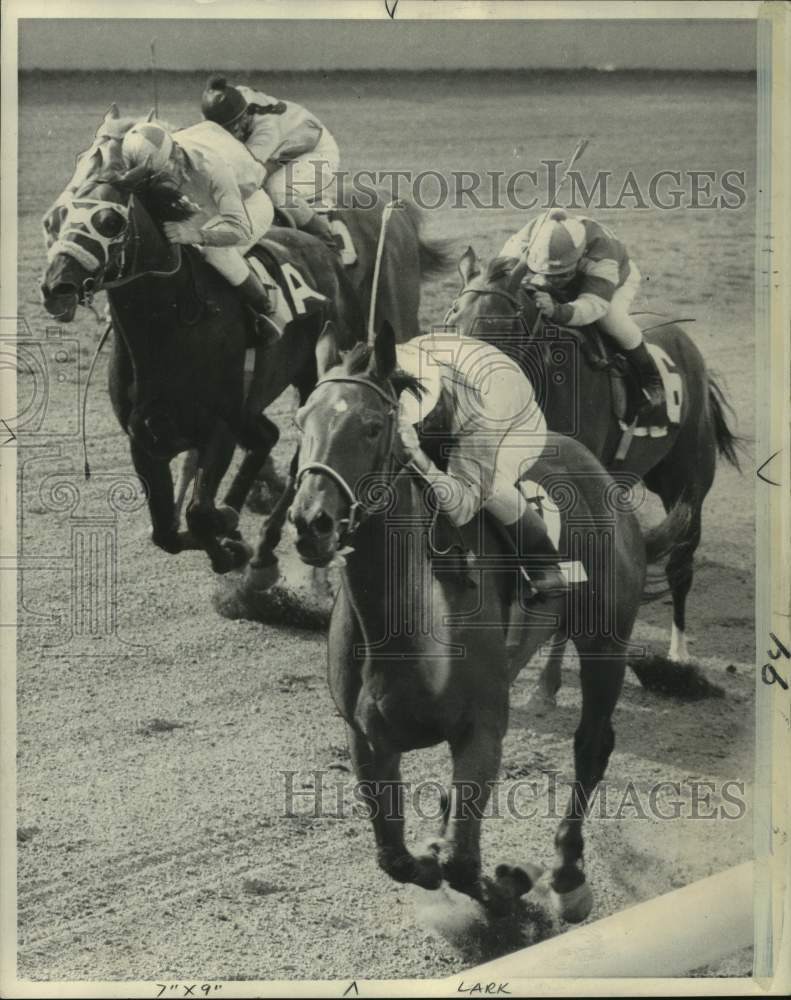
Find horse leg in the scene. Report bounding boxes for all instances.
[348,725,442,890]
[245,445,299,590]
[173,449,199,527]
[551,649,625,924]
[130,440,199,554]
[533,635,566,708]
[232,414,284,516]
[442,717,504,900]
[664,500,702,662]
[186,423,252,574]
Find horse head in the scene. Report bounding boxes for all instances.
[40,154,190,322]
[290,321,420,567]
[40,109,178,320]
[40,172,133,322]
[444,247,542,343]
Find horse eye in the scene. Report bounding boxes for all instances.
[363,418,384,439]
[93,209,125,237]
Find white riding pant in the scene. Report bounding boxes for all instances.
[266,129,340,213]
[199,188,274,287]
[425,350,548,528]
[598,262,642,349]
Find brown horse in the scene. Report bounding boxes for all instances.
[444,249,740,697]
[288,321,687,920]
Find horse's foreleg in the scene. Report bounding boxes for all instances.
[348,725,442,891]
[186,423,251,574]
[245,445,299,590]
[173,449,199,527]
[551,652,625,924]
[443,717,504,900]
[130,440,197,554]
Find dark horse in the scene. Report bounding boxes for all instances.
[288,320,687,920]
[445,249,740,695]
[41,158,364,574]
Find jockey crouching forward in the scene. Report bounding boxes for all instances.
[121,120,279,338]
[501,210,666,422]
[396,335,566,600]
[201,76,340,253]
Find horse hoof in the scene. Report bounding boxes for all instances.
[245,484,275,516]
[221,538,252,571]
[413,854,443,890]
[245,560,280,591]
[150,529,182,554]
[550,880,593,923]
[215,505,240,534]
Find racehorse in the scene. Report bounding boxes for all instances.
[288,320,688,920]
[41,106,452,556]
[40,149,365,574]
[444,249,740,694]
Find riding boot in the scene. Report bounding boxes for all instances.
[624,341,667,422]
[237,270,281,348]
[236,271,283,449]
[499,505,567,598]
[300,211,342,254]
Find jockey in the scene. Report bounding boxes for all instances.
[200,76,340,252]
[500,210,666,420]
[396,333,566,598]
[120,119,280,341]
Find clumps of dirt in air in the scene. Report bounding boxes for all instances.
[629,655,725,700]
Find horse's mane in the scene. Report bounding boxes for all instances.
[100,168,198,223]
[341,343,425,401]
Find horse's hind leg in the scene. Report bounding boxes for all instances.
[348,726,442,890]
[244,445,299,590]
[551,650,625,923]
[663,499,702,662]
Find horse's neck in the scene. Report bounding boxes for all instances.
[127,200,183,285]
[343,475,436,647]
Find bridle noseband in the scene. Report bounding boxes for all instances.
[295,373,400,541]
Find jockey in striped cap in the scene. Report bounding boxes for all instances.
[201,76,340,253]
[501,210,666,420]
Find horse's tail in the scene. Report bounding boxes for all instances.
[400,198,455,279]
[643,500,693,566]
[707,373,742,471]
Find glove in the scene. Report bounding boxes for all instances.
[533,291,557,318]
[398,416,422,458]
[163,220,204,245]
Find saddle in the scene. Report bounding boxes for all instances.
[572,314,687,441]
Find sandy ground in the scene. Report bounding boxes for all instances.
[14,70,756,983]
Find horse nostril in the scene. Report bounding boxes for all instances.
[312,511,335,537]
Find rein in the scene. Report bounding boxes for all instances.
[295,373,400,541]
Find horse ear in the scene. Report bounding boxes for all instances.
[458,246,480,287]
[315,320,341,377]
[145,108,156,122]
[370,320,397,379]
[106,102,120,120]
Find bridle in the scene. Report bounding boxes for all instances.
[295,373,401,541]
[48,190,182,307]
[443,276,536,334]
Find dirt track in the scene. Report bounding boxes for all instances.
[15,70,756,981]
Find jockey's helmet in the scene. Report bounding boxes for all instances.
[121,122,174,172]
[526,209,586,276]
[201,75,249,127]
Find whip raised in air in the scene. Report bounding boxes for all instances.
[367,199,404,344]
